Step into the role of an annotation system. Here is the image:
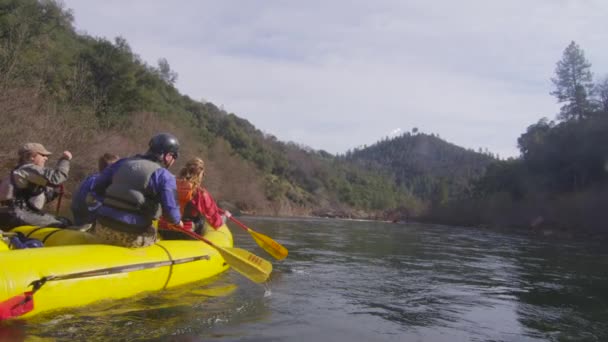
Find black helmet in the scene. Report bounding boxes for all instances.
[148,133,180,158]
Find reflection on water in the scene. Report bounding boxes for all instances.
[2,217,607,341]
[0,275,271,341]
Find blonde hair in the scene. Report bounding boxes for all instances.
[178,157,205,188]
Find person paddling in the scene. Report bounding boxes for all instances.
[70,152,119,228]
[158,157,230,237]
[92,133,183,247]
[0,143,72,230]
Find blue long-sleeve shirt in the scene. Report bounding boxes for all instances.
[71,172,101,225]
[93,156,181,227]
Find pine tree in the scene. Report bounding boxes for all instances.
[550,41,594,121]
[596,76,608,113]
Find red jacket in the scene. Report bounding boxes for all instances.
[159,179,223,231]
[188,187,224,228]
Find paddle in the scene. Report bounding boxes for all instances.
[169,225,273,283]
[55,184,64,215]
[227,216,288,260]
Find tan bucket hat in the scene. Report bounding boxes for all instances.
[18,143,53,156]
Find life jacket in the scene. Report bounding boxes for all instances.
[176,179,194,216]
[177,179,202,230]
[0,167,46,211]
[156,179,200,232]
[102,158,162,222]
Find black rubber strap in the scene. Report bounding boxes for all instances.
[24,227,44,238]
[41,229,61,244]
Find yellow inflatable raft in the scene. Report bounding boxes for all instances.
[0,224,233,319]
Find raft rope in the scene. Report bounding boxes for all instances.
[155,243,174,290]
[20,228,203,289]
[0,253,210,320]
[30,254,210,291]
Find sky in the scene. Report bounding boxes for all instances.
[61,0,608,159]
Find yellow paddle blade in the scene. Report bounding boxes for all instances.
[166,226,273,284]
[249,229,288,260]
[227,217,289,260]
[216,246,273,283]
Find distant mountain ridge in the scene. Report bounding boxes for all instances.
[342,132,496,201]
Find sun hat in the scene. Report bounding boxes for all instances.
[18,143,52,156]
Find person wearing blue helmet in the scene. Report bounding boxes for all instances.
[92,133,183,247]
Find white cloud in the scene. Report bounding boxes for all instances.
[63,0,608,157]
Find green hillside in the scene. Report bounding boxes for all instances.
[0,0,427,218]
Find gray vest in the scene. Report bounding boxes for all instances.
[103,158,162,220]
[0,166,46,211]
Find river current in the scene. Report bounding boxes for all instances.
[2,217,607,341]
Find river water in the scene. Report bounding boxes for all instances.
[2,217,607,341]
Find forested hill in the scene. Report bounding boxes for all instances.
[0,0,422,218]
[0,0,499,220]
[342,133,496,202]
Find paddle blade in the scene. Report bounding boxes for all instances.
[167,225,273,283]
[227,217,289,260]
[249,229,288,260]
[217,246,273,283]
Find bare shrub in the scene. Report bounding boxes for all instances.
[206,138,269,213]
[0,88,48,175]
[0,91,273,218]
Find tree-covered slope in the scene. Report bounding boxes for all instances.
[343,132,495,203]
[1,0,428,217]
[426,41,608,235]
